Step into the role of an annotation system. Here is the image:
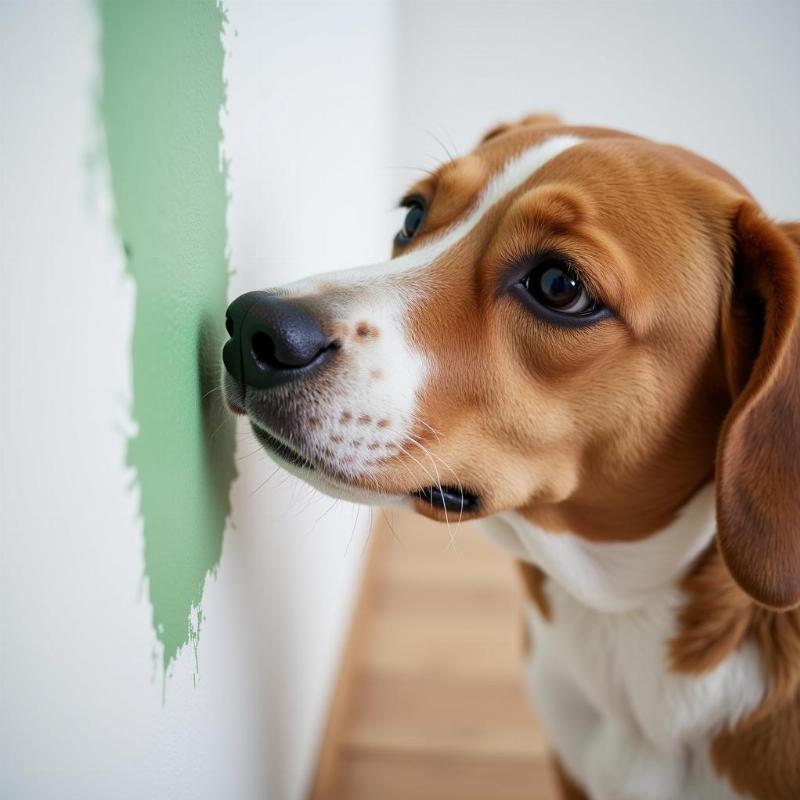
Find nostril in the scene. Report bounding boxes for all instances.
[251,331,279,370]
[228,292,334,385]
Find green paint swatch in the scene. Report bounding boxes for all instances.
[98,0,236,672]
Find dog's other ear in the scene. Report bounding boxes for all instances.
[479,113,562,144]
[519,113,562,127]
[717,203,800,609]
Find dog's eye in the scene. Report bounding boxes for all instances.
[395,199,426,245]
[522,259,600,316]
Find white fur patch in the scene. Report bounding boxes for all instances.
[481,488,765,799]
[483,483,719,613]
[283,134,584,293]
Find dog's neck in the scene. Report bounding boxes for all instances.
[481,482,717,613]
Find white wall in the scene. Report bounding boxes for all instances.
[221,2,396,797]
[0,2,392,799]
[393,0,800,219]
[2,3,798,799]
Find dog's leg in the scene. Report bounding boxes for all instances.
[522,606,599,797]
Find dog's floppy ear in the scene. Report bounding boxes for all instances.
[717,203,800,609]
[479,113,562,144]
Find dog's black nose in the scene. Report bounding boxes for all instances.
[223,291,332,389]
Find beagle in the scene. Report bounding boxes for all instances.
[222,115,800,800]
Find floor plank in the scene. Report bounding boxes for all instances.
[337,751,561,800]
[317,511,559,799]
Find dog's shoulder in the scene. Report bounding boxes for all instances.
[486,486,800,799]
[672,545,800,800]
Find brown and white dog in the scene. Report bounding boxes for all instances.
[222,115,800,800]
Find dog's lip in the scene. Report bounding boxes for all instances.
[412,485,480,515]
[225,400,247,416]
[251,423,316,472]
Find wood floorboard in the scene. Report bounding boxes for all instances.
[312,511,560,800]
[336,750,561,800]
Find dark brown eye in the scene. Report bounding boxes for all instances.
[396,200,425,244]
[523,259,598,315]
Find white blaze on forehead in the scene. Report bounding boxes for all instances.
[282,134,585,293]
[272,135,584,486]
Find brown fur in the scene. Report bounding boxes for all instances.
[671,545,800,800]
[256,113,800,796]
[712,693,800,800]
[517,561,551,620]
[480,113,563,144]
[716,205,800,609]
[667,217,800,799]
[402,125,735,540]
[390,116,800,797]
[553,757,590,800]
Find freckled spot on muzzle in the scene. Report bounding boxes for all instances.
[355,321,379,340]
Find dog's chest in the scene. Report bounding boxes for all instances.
[524,582,765,800]
[479,499,767,799]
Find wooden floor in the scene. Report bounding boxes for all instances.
[310,511,560,800]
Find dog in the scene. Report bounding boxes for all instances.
[222,115,800,800]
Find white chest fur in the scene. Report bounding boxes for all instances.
[479,486,766,800]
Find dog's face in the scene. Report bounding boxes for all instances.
[223,118,800,608]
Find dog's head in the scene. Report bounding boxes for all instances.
[223,116,800,609]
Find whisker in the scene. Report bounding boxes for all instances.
[275,471,293,491]
[208,416,231,441]
[397,436,454,545]
[200,384,222,402]
[421,151,448,171]
[409,412,445,442]
[386,164,438,178]
[421,444,466,539]
[406,414,467,543]
[383,509,403,546]
[302,500,332,541]
[423,126,455,163]
[295,485,322,517]
[436,122,460,162]
[396,442,440,495]
[362,507,375,557]
[407,435,455,548]
[237,446,263,461]
[345,505,362,557]
[249,465,280,497]
[383,447,421,490]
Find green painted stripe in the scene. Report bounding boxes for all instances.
[98,0,236,674]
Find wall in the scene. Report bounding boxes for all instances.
[394,0,800,219]
[0,2,393,799]
[221,1,396,796]
[3,2,798,799]
[98,0,237,677]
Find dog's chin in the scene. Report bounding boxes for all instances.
[249,421,410,507]
[251,424,316,472]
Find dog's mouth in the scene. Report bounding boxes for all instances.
[251,424,316,472]
[412,485,480,515]
[250,420,481,514]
